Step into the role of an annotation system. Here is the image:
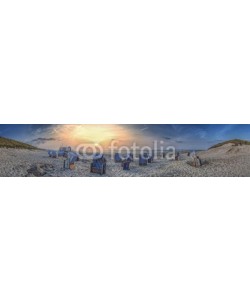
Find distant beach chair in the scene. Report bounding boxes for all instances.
[148,156,153,163]
[196,156,202,167]
[122,161,130,170]
[141,152,154,163]
[139,154,148,166]
[68,152,78,163]
[188,150,202,167]
[50,150,57,158]
[129,153,134,161]
[190,151,196,158]
[64,152,78,170]
[114,153,122,163]
[122,155,132,170]
[148,151,154,163]
[58,146,72,158]
[90,154,107,175]
[175,152,180,161]
[58,149,65,157]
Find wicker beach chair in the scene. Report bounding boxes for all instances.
[90,154,107,175]
[139,154,148,166]
[114,153,122,163]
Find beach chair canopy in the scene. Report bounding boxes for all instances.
[93,153,105,161]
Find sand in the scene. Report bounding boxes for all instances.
[0,144,250,177]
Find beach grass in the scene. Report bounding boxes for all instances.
[0,136,37,150]
[209,139,250,149]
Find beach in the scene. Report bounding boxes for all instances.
[1,143,250,177]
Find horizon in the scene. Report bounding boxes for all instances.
[1,124,250,151]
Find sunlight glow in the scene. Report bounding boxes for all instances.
[55,124,135,148]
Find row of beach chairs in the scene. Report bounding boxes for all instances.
[48,147,72,159]
[48,149,155,175]
[139,153,154,166]
[91,152,154,174]
[48,147,78,170]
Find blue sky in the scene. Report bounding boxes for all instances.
[0,124,250,150]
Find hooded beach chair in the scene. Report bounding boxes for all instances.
[50,150,57,158]
[114,153,122,163]
[68,152,78,164]
[64,152,78,170]
[90,154,107,175]
[148,151,154,163]
[58,146,72,158]
[175,152,180,161]
[139,154,148,166]
[128,153,134,161]
[58,149,65,157]
[148,156,153,163]
[122,155,132,170]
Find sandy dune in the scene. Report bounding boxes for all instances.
[0,144,250,177]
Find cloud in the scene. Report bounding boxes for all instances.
[31,137,57,144]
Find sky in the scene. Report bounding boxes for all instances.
[0,124,250,150]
